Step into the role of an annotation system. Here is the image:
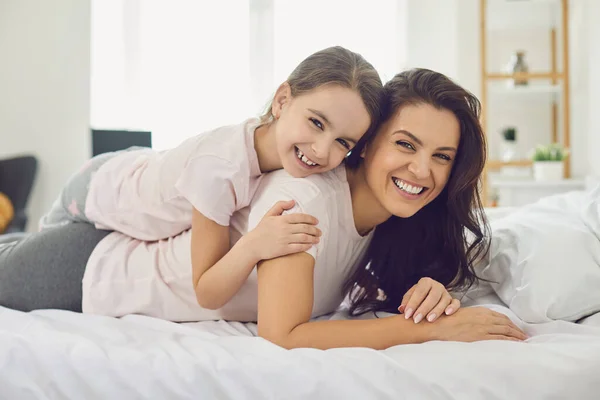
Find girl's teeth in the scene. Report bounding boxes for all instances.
[296,148,317,166]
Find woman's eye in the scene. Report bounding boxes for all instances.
[336,138,351,149]
[310,117,324,130]
[396,141,415,150]
[435,154,452,162]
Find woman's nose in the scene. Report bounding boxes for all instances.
[408,156,431,180]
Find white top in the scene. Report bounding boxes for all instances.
[82,166,373,322]
[85,118,264,240]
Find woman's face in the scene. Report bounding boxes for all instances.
[271,83,371,178]
[362,103,460,218]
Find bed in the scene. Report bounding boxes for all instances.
[1,298,599,399]
[1,195,600,399]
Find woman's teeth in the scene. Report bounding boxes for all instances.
[296,148,318,167]
[393,178,425,195]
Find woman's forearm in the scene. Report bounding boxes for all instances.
[195,236,259,309]
[267,314,432,350]
[256,252,433,350]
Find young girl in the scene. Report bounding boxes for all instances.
[39,46,385,310]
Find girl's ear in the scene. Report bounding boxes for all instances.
[271,82,292,120]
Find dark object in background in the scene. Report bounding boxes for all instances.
[91,129,152,156]
[0,155,38,232]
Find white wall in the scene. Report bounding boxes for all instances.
[405,0,459,80]
[568,0,590,179]
[587,0,600,175]
[0,0,91,231]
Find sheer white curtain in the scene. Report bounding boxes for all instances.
[273,0,401,84]
[91,0,406,150]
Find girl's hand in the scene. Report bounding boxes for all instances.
[426,307,528,342]
[398,277,460,323]
[246,200,321,261]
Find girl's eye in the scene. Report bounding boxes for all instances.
[435,154,452,162]
[336,138,351,149]
[396,141,415,151]
[310,117,324,130]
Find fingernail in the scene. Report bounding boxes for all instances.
[427,313,436,322]
[398,305,405,313]
[404,308,413,319]
[414,313,423,324]
[445,308,453,315]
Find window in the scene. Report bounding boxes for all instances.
[91,0,406,150]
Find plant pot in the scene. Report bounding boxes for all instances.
[501,140,518,162]
[533,161,564,181]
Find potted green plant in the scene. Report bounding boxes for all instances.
[529,143,569,181]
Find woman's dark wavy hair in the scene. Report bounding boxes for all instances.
[343,68,490,316]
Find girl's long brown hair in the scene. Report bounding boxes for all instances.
[261,46,384,141]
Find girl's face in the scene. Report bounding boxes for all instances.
[362,103,460,218]
[271,83,371,178]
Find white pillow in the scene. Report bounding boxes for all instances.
[478,186,600,323]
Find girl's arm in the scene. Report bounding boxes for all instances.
[256,252,528,350]
[192,203,321,310]
[191,208,258,309]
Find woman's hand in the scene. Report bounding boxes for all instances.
[398,277,460,323]
[245,200,321,261]
[426,307,528,342]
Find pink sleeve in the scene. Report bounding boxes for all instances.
[174,155,239,226]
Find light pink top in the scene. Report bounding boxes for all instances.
[82,166,373,322]
[85,118,264,240]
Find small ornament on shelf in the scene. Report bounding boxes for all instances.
[505,50,529,87]
[490,190,500,208]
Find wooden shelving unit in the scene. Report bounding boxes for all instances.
[486,159,533,170]
[480,0,570,206]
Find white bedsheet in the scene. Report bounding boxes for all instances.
[1,296,599,400]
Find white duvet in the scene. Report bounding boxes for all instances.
[1,294,599,400]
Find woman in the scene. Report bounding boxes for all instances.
[0,69,527,349]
